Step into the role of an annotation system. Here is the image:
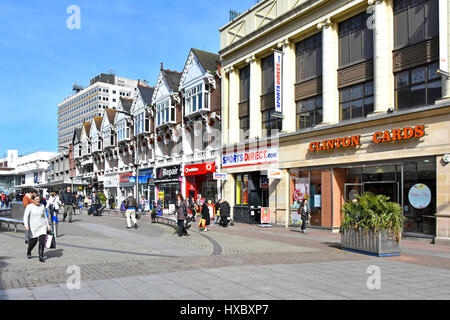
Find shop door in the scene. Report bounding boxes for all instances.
[363,181,399,203]
[249,190,262,224]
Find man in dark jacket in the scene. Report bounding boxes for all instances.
[200,199,211,232]
[175,194,188,237]
[125,193,138,229]
[60,187,76,223]
[219,199,231,227]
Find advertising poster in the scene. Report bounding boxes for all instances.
[261,207,270,224]
[408,183,432,209]
[293,178,309,204]
[289,210,302,226]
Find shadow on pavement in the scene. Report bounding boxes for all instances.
[322,242,342,249]
[45,249,64,260]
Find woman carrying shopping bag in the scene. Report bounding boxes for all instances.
[24,194,51,262]
[199,199,210,232]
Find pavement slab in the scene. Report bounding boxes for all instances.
[1,213,449,299]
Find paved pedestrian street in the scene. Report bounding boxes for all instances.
[1,213,450,300]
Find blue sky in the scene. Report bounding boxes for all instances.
[0,0,256,157]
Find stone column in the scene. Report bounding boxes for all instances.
[435,155,450,245]
[284,169,290,229]
[278,39,297,133]
[371,0,394,115]
[228,68,240,144]
[440,0,450,100]
[221,70,230,145]
[318,19,339,125]
[248,56,262,139]
[223,174,236,220]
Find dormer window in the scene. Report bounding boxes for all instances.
[156,99,175,126]
[117,120,130,141]
[134,111,149,135]
[184,82,209,116]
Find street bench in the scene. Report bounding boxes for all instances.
[154,215,178,229]
[0,209,12,218]
[0,217,24,232]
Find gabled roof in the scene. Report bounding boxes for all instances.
[104,108,117,125]
[191,48,220,73]
[93,116,103,131]
[83,122,91,137]
[137,85,155,105]
[119,97,133,114]
[162,69,182,92]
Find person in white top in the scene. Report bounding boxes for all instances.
[46,192,62,216]
[46,192,62,234]
[24,194,51,262]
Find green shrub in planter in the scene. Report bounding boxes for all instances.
[340,192,404,243]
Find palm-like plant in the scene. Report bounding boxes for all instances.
[340,192,404,242]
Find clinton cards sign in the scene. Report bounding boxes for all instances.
[274,50,283,113]
[222,147,278,168]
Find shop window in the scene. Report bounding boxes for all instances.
[296,95,322,129]
[339,81,374,121]
[338,12,373,67]
[296,32,322,82]
[235,174,249,205]
[402,158,436,235]
[261,55,274,94]
[262,108,282,137]
[240,115,250,140]
[240,65,250,102]
[394,0,439,49]
[395,62,441,109]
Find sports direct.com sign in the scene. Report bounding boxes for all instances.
[222,147,278,168]
[274,50,283,113]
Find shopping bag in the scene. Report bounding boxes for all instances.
[198,219,206,228]
[50,234,56,249]
[25,230,31,244]
[45,234,56,249]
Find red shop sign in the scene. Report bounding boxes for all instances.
[184,162,216,176]
[119,172,132,182]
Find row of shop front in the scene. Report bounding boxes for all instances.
[220,105,450,242]
[96,161,221,210]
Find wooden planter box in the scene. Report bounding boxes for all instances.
[341,229,401,257]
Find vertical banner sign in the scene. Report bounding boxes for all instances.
[274,50,283,113]
[440,0,448,72]
[261,207,270,224]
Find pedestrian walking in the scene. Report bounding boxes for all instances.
[108,194,115,209]
[46,192,62,232]
[1,192,5,208]
[24,194,51,262]
[188,197,197,222]
[175,194,188,237]
[219,199,231,227]
[138,195,146,219]
[5,194,10,208]
[89,192,102,216]
[199,199,210,232]
[60,186,76,223]
[299,199,309,234]
[125,193,138,229]
[22,189,37,208]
